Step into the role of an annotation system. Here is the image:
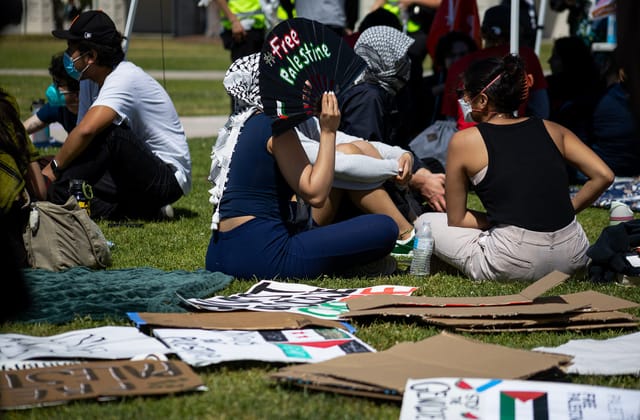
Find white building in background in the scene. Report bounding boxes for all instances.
[3,0,570,40]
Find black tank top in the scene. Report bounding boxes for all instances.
[474,118,575,232]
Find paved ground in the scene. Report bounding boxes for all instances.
[6,67,229,140]
[0,69,226,80]
[49,115,227,141]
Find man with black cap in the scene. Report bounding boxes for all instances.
[43,10,192,220]
[439,4,549,130]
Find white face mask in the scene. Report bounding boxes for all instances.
[458,98,475,122]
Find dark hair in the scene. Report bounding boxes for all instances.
[358,8,402,33]
[48,52,79,91]
[463,54,527,113]
[550,36,604,99]
[433,31,478,72]
[0,89,30,173]
[71,33,125,68]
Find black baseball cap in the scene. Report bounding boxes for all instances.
[482,5,510,38]
[52,10,118,44]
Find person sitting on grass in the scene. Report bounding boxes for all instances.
[23,52,80,142]
[206,54,400,279]
[421,54,614,282]
[43,10,191,220]
[0,88,48,267]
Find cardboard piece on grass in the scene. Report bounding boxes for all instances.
[342,291,640,320]
[128,311,351,333]
[0,360,204,410]
[343,299,589,319]
[452,321,640,333]
[270,331,571,400]
[422,310,639,330]
[559,290,640,311]
[346,271,568,311]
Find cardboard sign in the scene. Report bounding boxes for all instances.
[127,311,352,333]
[1,360,204,410]
[270,332,571,400]
[154,327,375,367]
[347,271,568,311]
[423,311,639,332]
[400,377,640,420]
[342,289,640,332]
[181,281,417,319]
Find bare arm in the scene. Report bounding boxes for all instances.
[272,92,339,207]
[42,105,116,182]
[545,120,614,213]
[214,0,246,41]
[23,115,46,135]
[410,167,446,212]
[25,161,47,201]
[444,130,489,229]
[369,0,386,11]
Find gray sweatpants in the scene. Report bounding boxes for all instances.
[422,213,590,282]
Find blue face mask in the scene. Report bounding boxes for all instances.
[63,51,89,81]
[45,83,66,107]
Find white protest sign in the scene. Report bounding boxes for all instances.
[153,327,375,367]
[181,280,417,319]
[535,331,640,376]
[0,326,169,361]
[400,377,640,420]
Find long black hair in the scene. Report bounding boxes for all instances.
[463,54,527,114]
[0,88,30,173]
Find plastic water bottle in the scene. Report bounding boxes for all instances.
[409,215,434,276]
[68,179,93,215]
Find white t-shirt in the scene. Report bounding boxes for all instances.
[91,61,192,194]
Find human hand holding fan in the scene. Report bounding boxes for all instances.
[259,18,367,135]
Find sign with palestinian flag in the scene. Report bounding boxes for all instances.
[400,377,640,420]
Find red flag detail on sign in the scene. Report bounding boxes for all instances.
[426,0,482,60]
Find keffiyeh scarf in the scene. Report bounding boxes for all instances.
[208,53,262,230]
[354,25,415,94]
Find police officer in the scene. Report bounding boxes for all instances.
[215,0,267,61]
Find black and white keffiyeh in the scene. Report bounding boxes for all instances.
[354,25,415,94]
[208,53,262,230]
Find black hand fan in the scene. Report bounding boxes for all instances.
[259,18,367,135]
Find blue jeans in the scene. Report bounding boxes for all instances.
[206,214,398,279]
[48,125,183,219]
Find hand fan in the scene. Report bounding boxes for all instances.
[259,18,367,135]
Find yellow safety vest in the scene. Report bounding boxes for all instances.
[220,0,266,30]
[383,0,420,33]
[277,0,295,20]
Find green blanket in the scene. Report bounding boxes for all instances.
[13,267,233,324]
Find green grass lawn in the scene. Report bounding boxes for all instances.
[1,35,638,419]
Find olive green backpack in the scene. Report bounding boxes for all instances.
[23,196,112,271]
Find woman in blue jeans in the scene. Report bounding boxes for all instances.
[205,54,398,279]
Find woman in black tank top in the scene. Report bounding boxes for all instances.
[420,54,614,281]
